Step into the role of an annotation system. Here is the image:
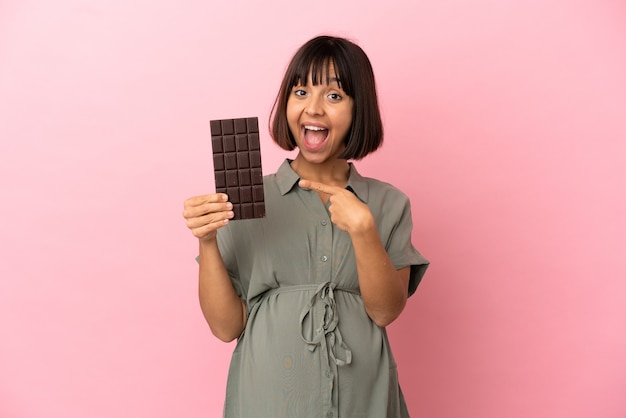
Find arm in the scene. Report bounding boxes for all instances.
[197,239,247,342]
[298,180,409,327]
[183,193,246,342]
[350,226,410,327]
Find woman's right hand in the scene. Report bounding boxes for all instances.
[183,193,234,242]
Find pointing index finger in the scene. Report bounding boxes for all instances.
[298,179,342,196]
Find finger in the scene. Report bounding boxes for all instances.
[186,209,234,230]
[184,193,228,208]
[190,216,231,239]
[183,200,233,220]
[298,179,343,196]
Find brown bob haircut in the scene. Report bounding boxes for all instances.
[270,35,384,160]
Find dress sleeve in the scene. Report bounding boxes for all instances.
[384,192,429,297]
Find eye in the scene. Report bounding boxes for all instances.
[293,88,307,97]
[328,92,342,101]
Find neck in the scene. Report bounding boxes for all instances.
[290,154,350,187]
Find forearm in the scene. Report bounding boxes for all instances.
[198,239,246,342]
[350,226,409,327]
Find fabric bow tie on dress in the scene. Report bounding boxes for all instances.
[299,282,354,415]
[300,282,353,366]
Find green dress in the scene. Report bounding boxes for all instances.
[216,159,429,418]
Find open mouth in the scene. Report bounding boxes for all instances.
[302,125,329,151]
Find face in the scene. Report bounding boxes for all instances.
[286,63,354,165]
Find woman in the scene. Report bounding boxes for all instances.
[183,35,429,417]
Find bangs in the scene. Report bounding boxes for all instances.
[287,50,354,96]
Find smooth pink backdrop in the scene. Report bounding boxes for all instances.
[1,1,625,417]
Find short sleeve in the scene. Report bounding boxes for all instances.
[384,193,429,297]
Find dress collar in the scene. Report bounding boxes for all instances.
[275,159,370,203]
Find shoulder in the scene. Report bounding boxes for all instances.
[361,175,411,205]
[349,163,410,205]
[364,176,406,194]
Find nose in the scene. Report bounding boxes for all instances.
[305,93,324,116]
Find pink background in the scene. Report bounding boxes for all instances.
[1,0,625,417]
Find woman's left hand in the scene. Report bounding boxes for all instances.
[298,179,375,234]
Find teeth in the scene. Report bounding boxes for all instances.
[304,125,327,131]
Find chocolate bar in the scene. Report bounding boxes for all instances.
[210,117,265,220]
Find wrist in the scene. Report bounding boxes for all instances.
[348,212,376,237]
[199,235,218,250]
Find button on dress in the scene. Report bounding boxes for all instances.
[216,160,429,417]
